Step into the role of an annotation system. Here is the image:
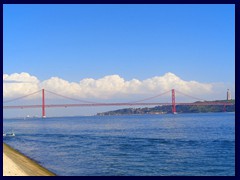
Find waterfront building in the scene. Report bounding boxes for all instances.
[227,89,231,100]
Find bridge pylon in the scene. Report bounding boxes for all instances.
[42,89,46,118]
[172,89,176,114]
[223,104,226,112]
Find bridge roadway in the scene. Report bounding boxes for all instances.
[3,102,234,109]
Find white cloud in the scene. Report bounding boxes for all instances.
[3,72,40,98]
[3,72,234,101]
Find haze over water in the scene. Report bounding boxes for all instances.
[3,112,235,176]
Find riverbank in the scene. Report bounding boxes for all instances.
[3,143,56,176]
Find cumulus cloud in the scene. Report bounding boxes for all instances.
[3,72,233,101]
[3,72,40,98]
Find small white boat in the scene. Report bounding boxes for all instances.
[7,133,15,136]
[3,132,15,137]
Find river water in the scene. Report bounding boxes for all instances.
[3,113,235,176]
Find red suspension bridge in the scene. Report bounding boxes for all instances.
[3,89,234,118]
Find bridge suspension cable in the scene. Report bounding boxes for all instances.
[44,89,99,104]
[128,90,172,103]
[3,90,42,104]
[175,90,207,102]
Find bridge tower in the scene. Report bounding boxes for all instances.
[223,104,226,112]
[42,89,46,118]
[172,89,176,114]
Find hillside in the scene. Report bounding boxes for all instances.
[97,100,235,115]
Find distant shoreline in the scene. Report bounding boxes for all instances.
[3,111,235,119]
[97,102,235,116]
[96,111,235,116]
[3,143,56,176]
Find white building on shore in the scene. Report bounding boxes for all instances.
[227,89,231,100]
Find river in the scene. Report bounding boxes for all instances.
[3,112,235,176]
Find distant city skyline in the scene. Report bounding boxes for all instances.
[3,4,235,117]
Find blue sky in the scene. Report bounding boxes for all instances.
[3,4,235,117]
[4,4,234,82]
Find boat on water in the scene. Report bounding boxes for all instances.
[3,132,15,137]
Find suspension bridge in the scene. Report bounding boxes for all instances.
[3,89,234,118]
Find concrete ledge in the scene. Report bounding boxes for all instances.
[3,143,56,176]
